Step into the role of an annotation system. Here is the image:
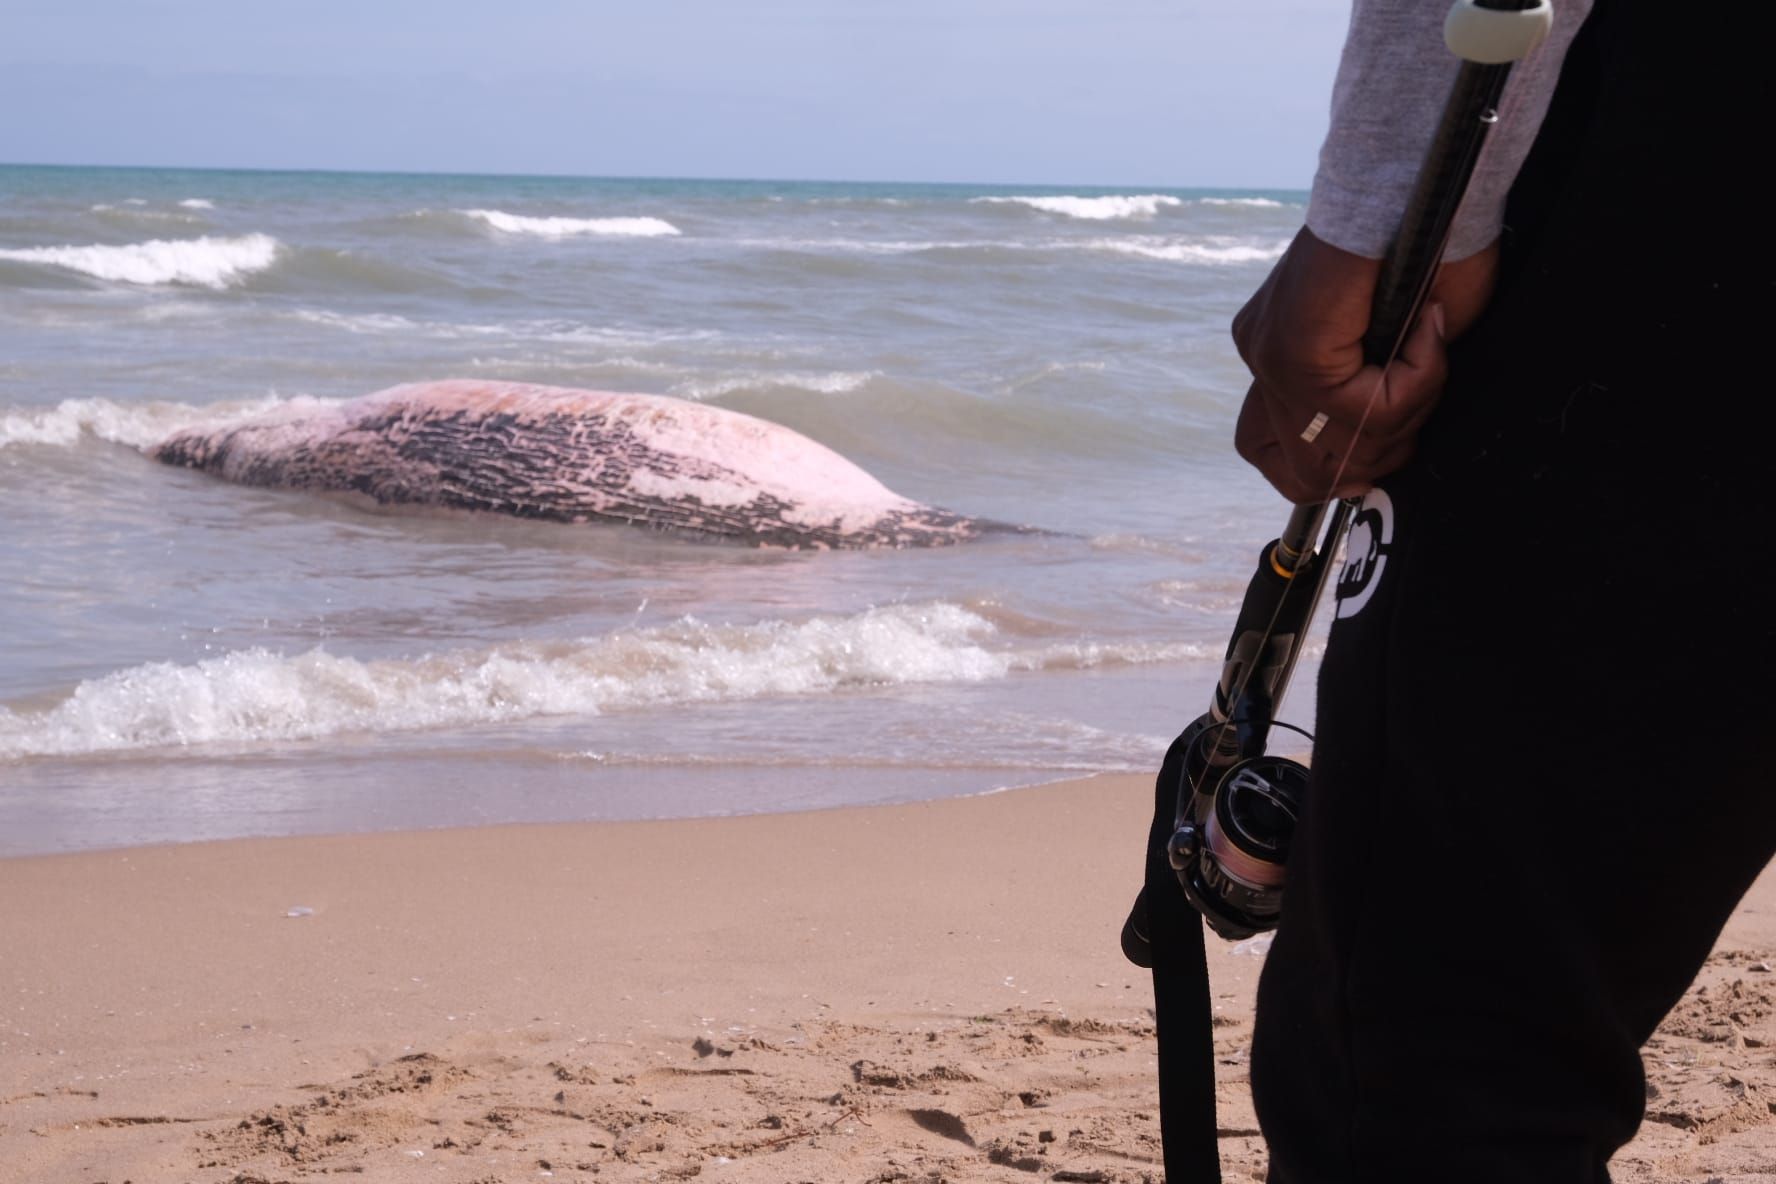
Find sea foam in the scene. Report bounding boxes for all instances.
[973,194,1182,220]
[0,604,1208,758]
[1086,236,1289,265]
[460,209,681,238]
[0,394,339,452]
[1198,197,1286,208]
[0,233,280,287]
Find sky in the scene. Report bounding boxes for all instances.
[0,1,1352,187]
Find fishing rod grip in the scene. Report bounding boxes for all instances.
[1275,502,1328,573]
[1211,536,1325,726]
[1362,0,1550,365]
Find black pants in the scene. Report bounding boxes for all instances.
[1149,2,1774,1180]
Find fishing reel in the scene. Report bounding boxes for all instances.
[1166,700,1310,941]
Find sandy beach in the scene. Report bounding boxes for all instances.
[2,774,1773,1183]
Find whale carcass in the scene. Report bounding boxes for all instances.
[151,380,983,548]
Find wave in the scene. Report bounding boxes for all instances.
[90,204,203,226]
[1084,235,1288,265]
[0,233,279,288]
[178,198,215,210]
[736,236,969,256]
[285,308,723,350]
[259,245,459,295]
[675,371,1204,471]
[285,308,431,335]
[0,393,339,452]
[0,603,1211,759]
[459,208,681,238]
[802,196,909,207]
[1198,197,1286,208]
[972,194,1182,220]
[729,233,1284,268]
[670,370,877,399]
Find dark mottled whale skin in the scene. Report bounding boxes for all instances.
[152,380,985,549]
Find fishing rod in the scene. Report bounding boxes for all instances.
[1126,0,1556,1176]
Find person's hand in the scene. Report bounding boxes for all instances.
[1231,227,1497,503]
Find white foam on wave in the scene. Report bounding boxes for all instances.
[1085,235,1289,265]
[973,194,1182,220]
[460,209,681,238]
[0,393,339,452]
[1198,197,1286,208]
[672,370,877,399]
[0,604,1211,759]
[737,236,963,255]
[0,233,280,288]
[734,234,1280,267]
[178,198,216,210]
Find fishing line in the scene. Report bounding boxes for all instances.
[1201,52,1514,784]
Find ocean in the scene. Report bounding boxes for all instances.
[0,163,1323,855]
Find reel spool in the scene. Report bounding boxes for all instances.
[1166,714,1309,941]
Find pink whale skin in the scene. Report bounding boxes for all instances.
[152,380,990,549]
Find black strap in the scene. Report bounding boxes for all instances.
[1127,729,1224,1181]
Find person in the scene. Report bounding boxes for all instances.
[1144,0,1775,1179]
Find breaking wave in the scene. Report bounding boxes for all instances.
[1084,236,1289,265]
[0,393,339,452]
[0,233,280,288]
[973,194,1183,220]
[1198,197,1286,208]
[0,604,1211,758]
[460,209,681,238]
[724,233,1288,270]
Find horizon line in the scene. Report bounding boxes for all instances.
[0,159,1311,195]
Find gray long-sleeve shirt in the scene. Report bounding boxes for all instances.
[1305,0,1593,261]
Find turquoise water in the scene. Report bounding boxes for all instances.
[0,163,1320,853]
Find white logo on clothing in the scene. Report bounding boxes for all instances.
[1334,488,1394,619]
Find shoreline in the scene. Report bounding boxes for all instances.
[0,658,1226,861]
[0,752,1107,860]
[3,775,1771,1182]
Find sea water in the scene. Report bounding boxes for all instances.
[0,164,1323,854]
